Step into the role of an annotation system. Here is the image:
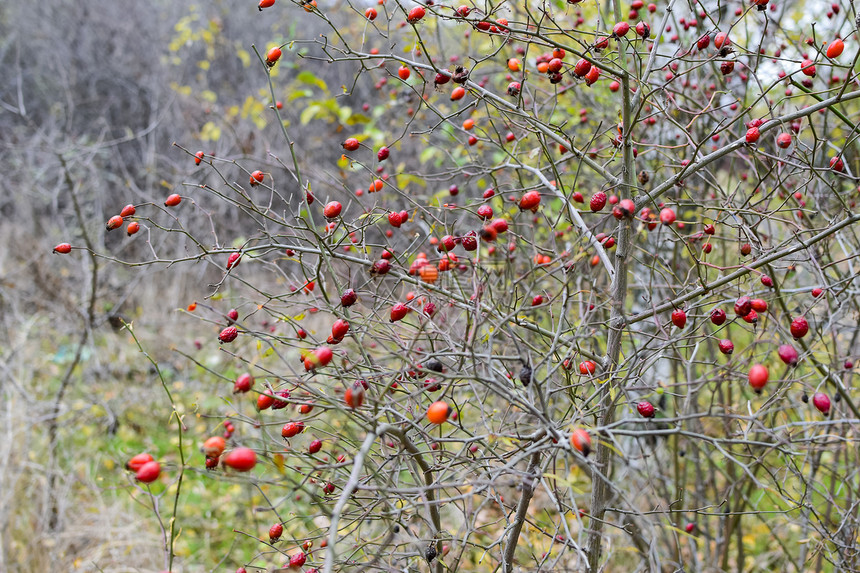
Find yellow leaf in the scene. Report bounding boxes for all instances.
[198,60,210,70]
[237,48,251,68]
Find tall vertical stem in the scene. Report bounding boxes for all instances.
[584,4,635,567]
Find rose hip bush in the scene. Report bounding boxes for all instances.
[56,0,860,570]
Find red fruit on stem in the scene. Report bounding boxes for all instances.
[613,21,630,36]
[790,316,809,339]
[812,392,831,414]
[777,133,792,148]
[671,309,687,328]
[120,204,136,218]
[164,194,181,207]
[826,38,844,58]
[126,221,140,236]
[718,339,734,355]
[324,201,343,218]
[266,46,282,66]
[407,6,425,22]
[219,326,239,343]
[233,373,254,393]
[269,523,284,541]
[748,364,769,392]
[53,243,72,254]
[250,170,264,185]
[519,191,541,211]
[579,361,596,375]
[223,448,257,471]
[637,401,655,418]
[734,296,752,317]
[570,428,592,456]
[590,192,607,212]
[342,138,360,151]
[136,460,161,483]
[341,288,357,306]
[344,383,365,408]
[710,308,727,325]
[750,299,768,313]
[390,303,409,322]
[659,208,676,225]
[226,252,241,270]
[127,453,154,472]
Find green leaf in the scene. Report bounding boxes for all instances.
[296,70,328,93]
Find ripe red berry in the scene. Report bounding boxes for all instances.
[377,146,389,161]
[266,46,282,66]
[331,318,350,341]
[365,7,377,19]
[811,287,823,297]
[778,344,799,366]
[258,0,275,9]
[289,553,307,568]
[714,32,729,49]
[53,243,72,254]
[127,452,155,472]
[812,392,831,414]
[491,218,509,233]
[734,296,752,317]
[613,21,630,36]
[590,192,607,212]
[398,66,411,80]
[257,391,276,411]
[341,288,357,307]
[308,439,323,454]
[136,460,161,483]
[671,309,687,328]
[696,34,711,50]
[407,6,425,23]
[718,339,734,354]
[120,204,136,218]
[659,208,676,225]
[324,201,343,218]
[269,523,284,542]
[790,316,809,338]
[342,138,360,151]
[390,303,409,322]
[826,38,844,58]
[573,58,592,77]
[194,151,204,165]
[750,299,768,313]
[830,157,844,172]
[233,373,254,393]
[637,401,655,417]
[519,191,541,211]
[219,326,239,343]
[250,170,264,186]
[777,133,792,148]
[800,59,816,77]
[223,448,257,471]
[226,252,241,270]
[281,422,303,438]
[164,194,181,207]
[126,221,140,236]
[344,383,365,408]
[748,364,769,393]
[745,127,760,143]
[761,275,773,287]
[570,428,592,456]
[710,308,727,325]
[579,360,596,375]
